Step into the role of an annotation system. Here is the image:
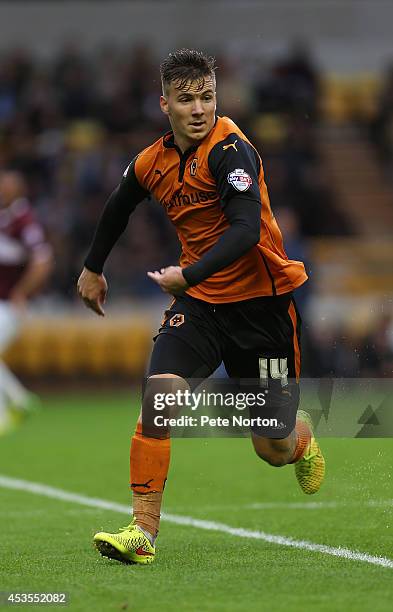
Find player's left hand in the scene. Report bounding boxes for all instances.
[147,266,189,295]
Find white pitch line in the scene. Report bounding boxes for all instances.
[247,501,341,509]
[1,474,392,570]
[246,500,393,510]
[168,500,393,512]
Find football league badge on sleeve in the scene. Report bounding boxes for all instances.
[227,168,252,192]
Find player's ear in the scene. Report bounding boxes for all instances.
[160,95,169,116]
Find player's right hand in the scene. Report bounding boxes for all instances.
[77,267,108,316]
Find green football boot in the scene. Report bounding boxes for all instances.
[295,410,325,495]
[93,518,155,565]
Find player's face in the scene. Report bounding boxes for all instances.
[160,77,216,151]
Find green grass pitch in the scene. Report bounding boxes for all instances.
[0,393,392,611]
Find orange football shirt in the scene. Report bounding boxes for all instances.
[134,116,307,303]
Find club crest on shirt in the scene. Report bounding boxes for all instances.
[190,158,198,176]
[227,168,252,192]
[169,313,185,327]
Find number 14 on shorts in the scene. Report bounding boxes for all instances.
[259,357,288,387]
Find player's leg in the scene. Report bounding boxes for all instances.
[225,349,303,467]
[250,407,312,468]
[93,370,187,565]
[224,295,324,493]
[249,362,303,468]
[0,387,8,434]
[0,301,31,434]
[129,369,193,545]
[252,300,324,493]
[94,296,221,564]
[132,297,221,543]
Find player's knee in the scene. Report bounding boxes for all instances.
[143,373,188,408]
[252,437,292,467]
[263,452,289,467]
[141,374,189,438]
[255,448,288,467]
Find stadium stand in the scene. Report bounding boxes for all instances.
[0,43,392,379]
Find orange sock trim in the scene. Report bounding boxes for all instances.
[130,423,170,538]
[289,420,311,464]
[130,423,170,494]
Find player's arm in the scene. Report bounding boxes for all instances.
[10,220,53,307]
[181,136,261,287]
[77,158,149,315]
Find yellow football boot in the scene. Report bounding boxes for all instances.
[295,410,325,495]
[93,518,155,565]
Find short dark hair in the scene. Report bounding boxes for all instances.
[160,49,216,93]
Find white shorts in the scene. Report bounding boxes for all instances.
[0,301,22,353]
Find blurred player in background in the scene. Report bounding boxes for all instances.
[77,49,325,565]
[0,170,53,434]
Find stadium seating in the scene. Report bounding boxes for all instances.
[3,316,152,380]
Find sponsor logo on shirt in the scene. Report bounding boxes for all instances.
[227,168,253,192]
[161,190,217,209]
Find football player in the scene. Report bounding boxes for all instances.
[78,49,325,565]
[0,170,53,433]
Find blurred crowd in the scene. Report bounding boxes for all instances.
[0,42,351,298]
[369,62,393,181]
[0,42,392,377]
